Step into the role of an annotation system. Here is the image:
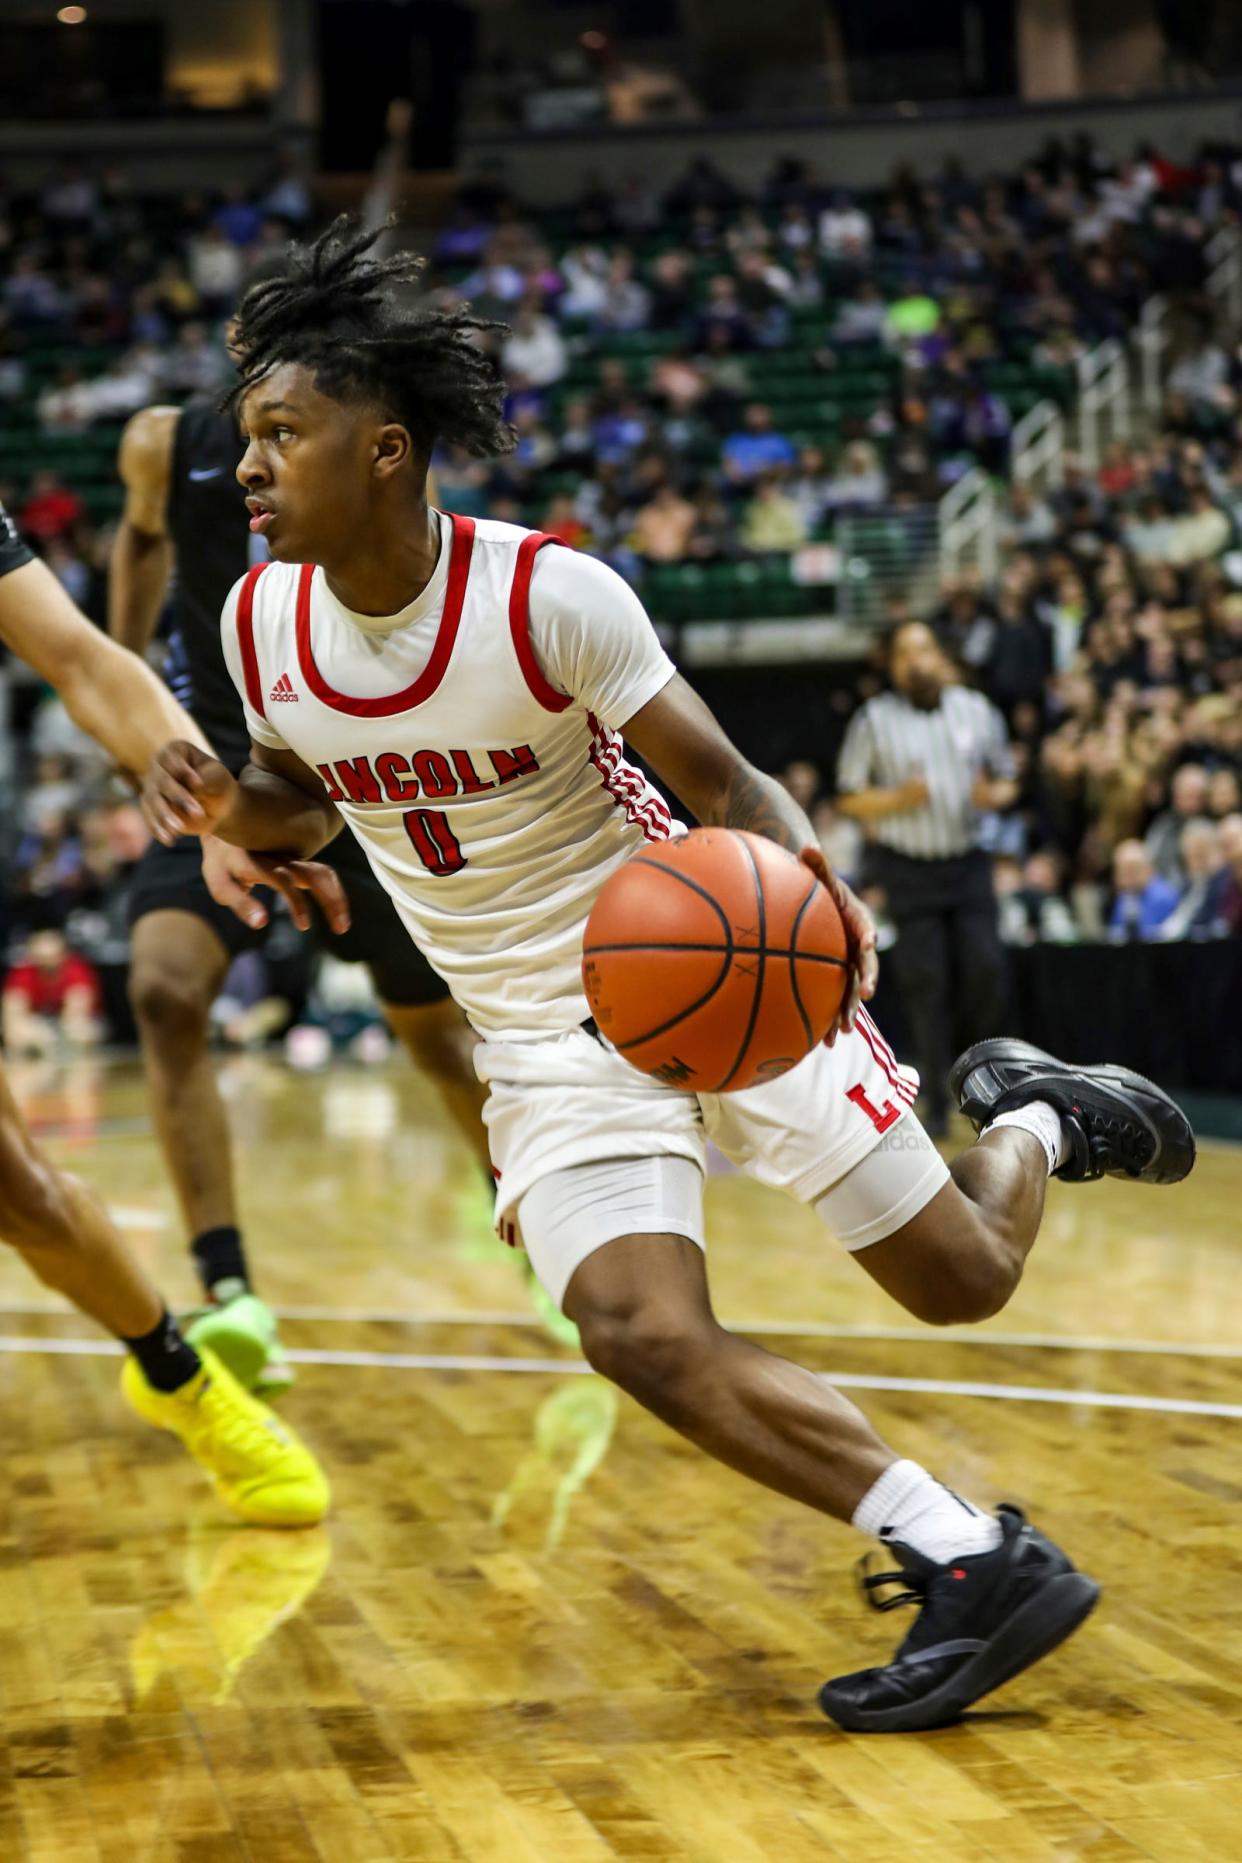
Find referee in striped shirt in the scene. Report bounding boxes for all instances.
[836,621,1018,1135]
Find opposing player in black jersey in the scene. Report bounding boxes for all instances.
[112,388,493,1391]
[0,503,328,1524]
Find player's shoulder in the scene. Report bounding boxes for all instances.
[222,559,303,628]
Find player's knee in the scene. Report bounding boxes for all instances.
[129,965,213,1051]
[904,1237,1020,1326]
[575,1294,715,1407]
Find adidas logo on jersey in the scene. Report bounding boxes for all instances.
[269,673,298,703]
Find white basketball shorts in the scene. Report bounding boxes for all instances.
[476,1008,951,1308]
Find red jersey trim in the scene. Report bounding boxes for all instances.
[236,562,271,719]
[294,512,476,719]
[586,710,673,844]
[508,531,572,713]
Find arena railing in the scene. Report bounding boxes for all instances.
[1010,400,1066,495]
[938,467,998,584]
[1075,338,1130,470]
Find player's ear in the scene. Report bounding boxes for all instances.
[372,422,412,480]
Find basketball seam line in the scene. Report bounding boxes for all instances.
[628,856,734,940]
[582,941,848,969]
[611,944,736,1056]
[788,877,821,1048]
[717,834,767,1091]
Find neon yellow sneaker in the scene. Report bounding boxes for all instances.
[185,1291,295,1399]
[121,1347,329,1527]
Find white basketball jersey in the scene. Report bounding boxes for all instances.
[225,515,683,1039]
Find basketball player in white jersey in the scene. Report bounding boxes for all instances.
[146,220,1194,1732]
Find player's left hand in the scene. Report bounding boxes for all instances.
[799,845,878,1043]
[201,837,352,936]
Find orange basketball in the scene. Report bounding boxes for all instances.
[582,828,849,1093]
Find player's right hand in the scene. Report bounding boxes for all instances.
[143,740,237,845]
[201,838,352,936]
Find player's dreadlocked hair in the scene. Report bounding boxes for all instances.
[224,215,515,460]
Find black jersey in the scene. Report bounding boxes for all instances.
[165,396,262,773]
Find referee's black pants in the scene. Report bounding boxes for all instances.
[872,847,1008,1127]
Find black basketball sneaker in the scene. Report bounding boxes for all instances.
[948,1039,1195,1185]
[819,1506,1099,1734]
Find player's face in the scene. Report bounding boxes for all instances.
[236,363,390,566]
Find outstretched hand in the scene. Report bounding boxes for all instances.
[799,845,878,1044]
[200,837,352,935]
[143,740,238,846]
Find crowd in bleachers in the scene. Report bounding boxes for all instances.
[1,134,1242,1045]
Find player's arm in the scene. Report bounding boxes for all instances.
[623,676,877,1026]
[0,555,211,780]
[144,736,343,855]
[109,405,178,651]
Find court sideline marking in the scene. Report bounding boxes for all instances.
[1,1333,1240,1420]
[1,1302,1240,1360]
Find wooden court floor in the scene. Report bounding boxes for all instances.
[1,1053,1240,1862]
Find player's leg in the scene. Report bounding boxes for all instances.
[129,907,238,1255]
[0,1061,327,1525]
[127,841,289,1391]
[523,1162,1090,1734]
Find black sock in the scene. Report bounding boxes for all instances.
[123,1309,202,1393]
[191,1225,250,1299]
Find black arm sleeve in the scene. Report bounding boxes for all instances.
[0,502,34,579]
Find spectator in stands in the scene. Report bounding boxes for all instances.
[696,273,753,352]
[786,445,834,532]
[502,300,568,388]
[832,280,887,347]
[1158,820,1231,939]
[594,251,651,333]
[741,473,807,553]
[1167,484,1231,565]
[994,849,1080,945]
[722,403,797,484]
[1146,762,1211,881]
[37,363,94,436]
[560,244,609,318]
[187,225,244,315]
[818,190,872,259]
[159,321,228,397]
[2,928,101,1056]
[1108,839,1180,940]
[4,252,66,330]
[998,482,1057,550]
[786,249,825,310]
[19,472,83,545]
[541,494,591,550]
[633,482,697,563]
[1168,327,1231,408]
[821,440,888,512]
[648,249,696,330]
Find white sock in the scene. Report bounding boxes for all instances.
[982,1100,1068,1176]
[852,1459,1003,1562]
